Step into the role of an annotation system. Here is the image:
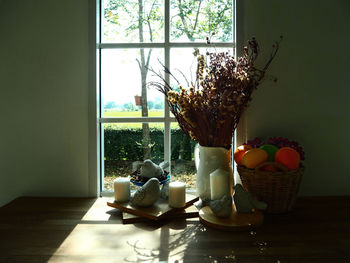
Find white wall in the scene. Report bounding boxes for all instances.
[237,0,350,195]
[0,0,92,207]
[1,0,349,207]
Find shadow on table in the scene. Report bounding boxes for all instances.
[121,216,288,263]
[105,197,350,263]
[120,219,198,262]
[0,197,98,263]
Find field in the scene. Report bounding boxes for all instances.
[103,109,163,118]
[103,109,179,129]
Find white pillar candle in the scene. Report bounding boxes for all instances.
[210,168,230,200]
[114,177,130,202]
[169,181,186,208]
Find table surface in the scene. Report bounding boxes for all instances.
[0,196,349,263]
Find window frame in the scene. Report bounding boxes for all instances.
[97,0,236,194]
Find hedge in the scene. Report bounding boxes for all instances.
[104,127,196,162]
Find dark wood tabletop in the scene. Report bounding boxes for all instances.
[0,196,349,263]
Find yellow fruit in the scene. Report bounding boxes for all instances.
[234,145,253,166]
[241,148,268,169]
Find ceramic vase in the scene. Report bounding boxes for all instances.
[195,145,234,200]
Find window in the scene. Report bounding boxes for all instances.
[98,0,235,192]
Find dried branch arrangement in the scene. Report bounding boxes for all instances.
[149,36,282,149]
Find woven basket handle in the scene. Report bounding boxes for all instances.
[255,161,289,171]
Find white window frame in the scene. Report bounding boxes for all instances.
[97,0,236,194]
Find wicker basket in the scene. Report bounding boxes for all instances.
[237,162,304,213]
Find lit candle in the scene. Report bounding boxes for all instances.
[114,177,130,202]
[169,181,186,208]
[210,168,230,200]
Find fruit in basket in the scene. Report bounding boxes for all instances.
[260,163,278,172]
[275,147,300,170]
[259,144,279,161]
[241,148,268,169]
[248,136,305,160]
[234,145,253,166]
[267,137,305,160]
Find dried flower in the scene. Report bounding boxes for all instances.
[148,37,282,149]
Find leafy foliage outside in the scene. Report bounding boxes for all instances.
[103,127,197,191]
[104,127,196,162]
[170,0,233,42]
[103,0,233,43]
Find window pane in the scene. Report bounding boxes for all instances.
[171,123,196,190]
[102,0,164,43]
[101,49,164,117]
[168,47,234,119]
[170,48,200,88]
[170,47,235,88]
[103,123,164,191]
[170,0,233,42]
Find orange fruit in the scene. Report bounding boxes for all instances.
[234,145,252,166]
[275,147,300,170]
[241,148,268,169]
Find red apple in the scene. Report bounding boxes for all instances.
[234,145,252,166]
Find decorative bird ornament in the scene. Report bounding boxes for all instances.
[209,195,233,218]
[139,159,164,179]
[160,181,169,200]
[233,184,267,213]
[131,178,160,207]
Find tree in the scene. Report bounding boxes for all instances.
[104,101,117,109]
[105,0,163,159]
[171,0,233,42]
[136,0,163,159]
[147,100,154,109]
[104,0,232,159]
[154,102,163,110]
[123,102,136,111]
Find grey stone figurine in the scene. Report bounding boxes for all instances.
[233,184,267,213]
[209,195,233,218]
[140,159,163,178]
[130,178,160,207]
[160,181,169,200]
[136,159,170,179]
[159,161,169,170]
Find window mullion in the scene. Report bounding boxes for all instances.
[99,42,234,49]
[164,0,171,173]
[100,117,176,123]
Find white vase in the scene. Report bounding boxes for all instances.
[194,145,234,200]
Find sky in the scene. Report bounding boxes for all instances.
[100,0,234,107]
[101,48,200,106]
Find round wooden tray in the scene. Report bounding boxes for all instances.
[199,205,264,231]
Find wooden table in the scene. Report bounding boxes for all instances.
[0,196,349,263]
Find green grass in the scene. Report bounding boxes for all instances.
[104,109,163,118]
[103,109,179,129]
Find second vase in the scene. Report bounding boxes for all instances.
[195,145,234,200]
